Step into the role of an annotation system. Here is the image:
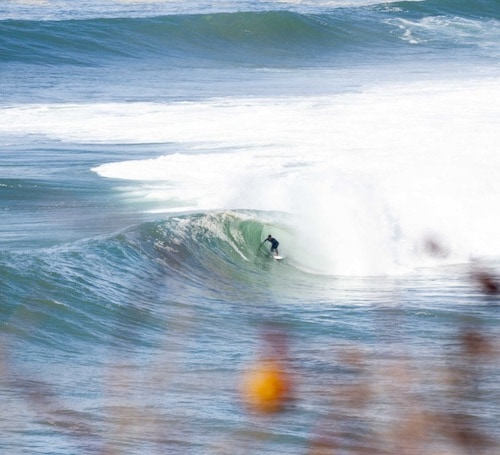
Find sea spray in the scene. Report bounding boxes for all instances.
[88,79,500,275]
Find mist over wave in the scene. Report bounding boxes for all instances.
[2,48,498,275]
[85,78,499,275]
[2,73,497,275]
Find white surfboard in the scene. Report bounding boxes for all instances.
[273,255,283,260]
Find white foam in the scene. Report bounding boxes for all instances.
[387,15,500,51]
[2,77,499,275]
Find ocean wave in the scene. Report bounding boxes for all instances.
[1,1,497,66]
[0,11,385,66]
[3,75,498,275]
[0,210,296,348]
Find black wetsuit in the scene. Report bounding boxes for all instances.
[267,237,279,252]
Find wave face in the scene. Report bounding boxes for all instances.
[1,0,499,67]
[0,211,279,346]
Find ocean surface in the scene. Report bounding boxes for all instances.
[1,0,499,453]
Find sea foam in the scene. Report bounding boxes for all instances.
[2,77,498,274]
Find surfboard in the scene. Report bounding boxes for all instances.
[273,255,283,260]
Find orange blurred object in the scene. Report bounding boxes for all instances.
[242,360,291,413]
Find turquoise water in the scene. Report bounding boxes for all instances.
[1,1,499,453]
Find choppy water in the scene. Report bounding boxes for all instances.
[1,0,499,453]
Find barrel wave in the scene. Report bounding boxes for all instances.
[0,210,296,350]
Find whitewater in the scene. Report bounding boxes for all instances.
[1,0,499,454]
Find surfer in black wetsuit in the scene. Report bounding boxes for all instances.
[263,234,279,256]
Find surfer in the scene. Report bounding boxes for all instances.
[262,235,279,256]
